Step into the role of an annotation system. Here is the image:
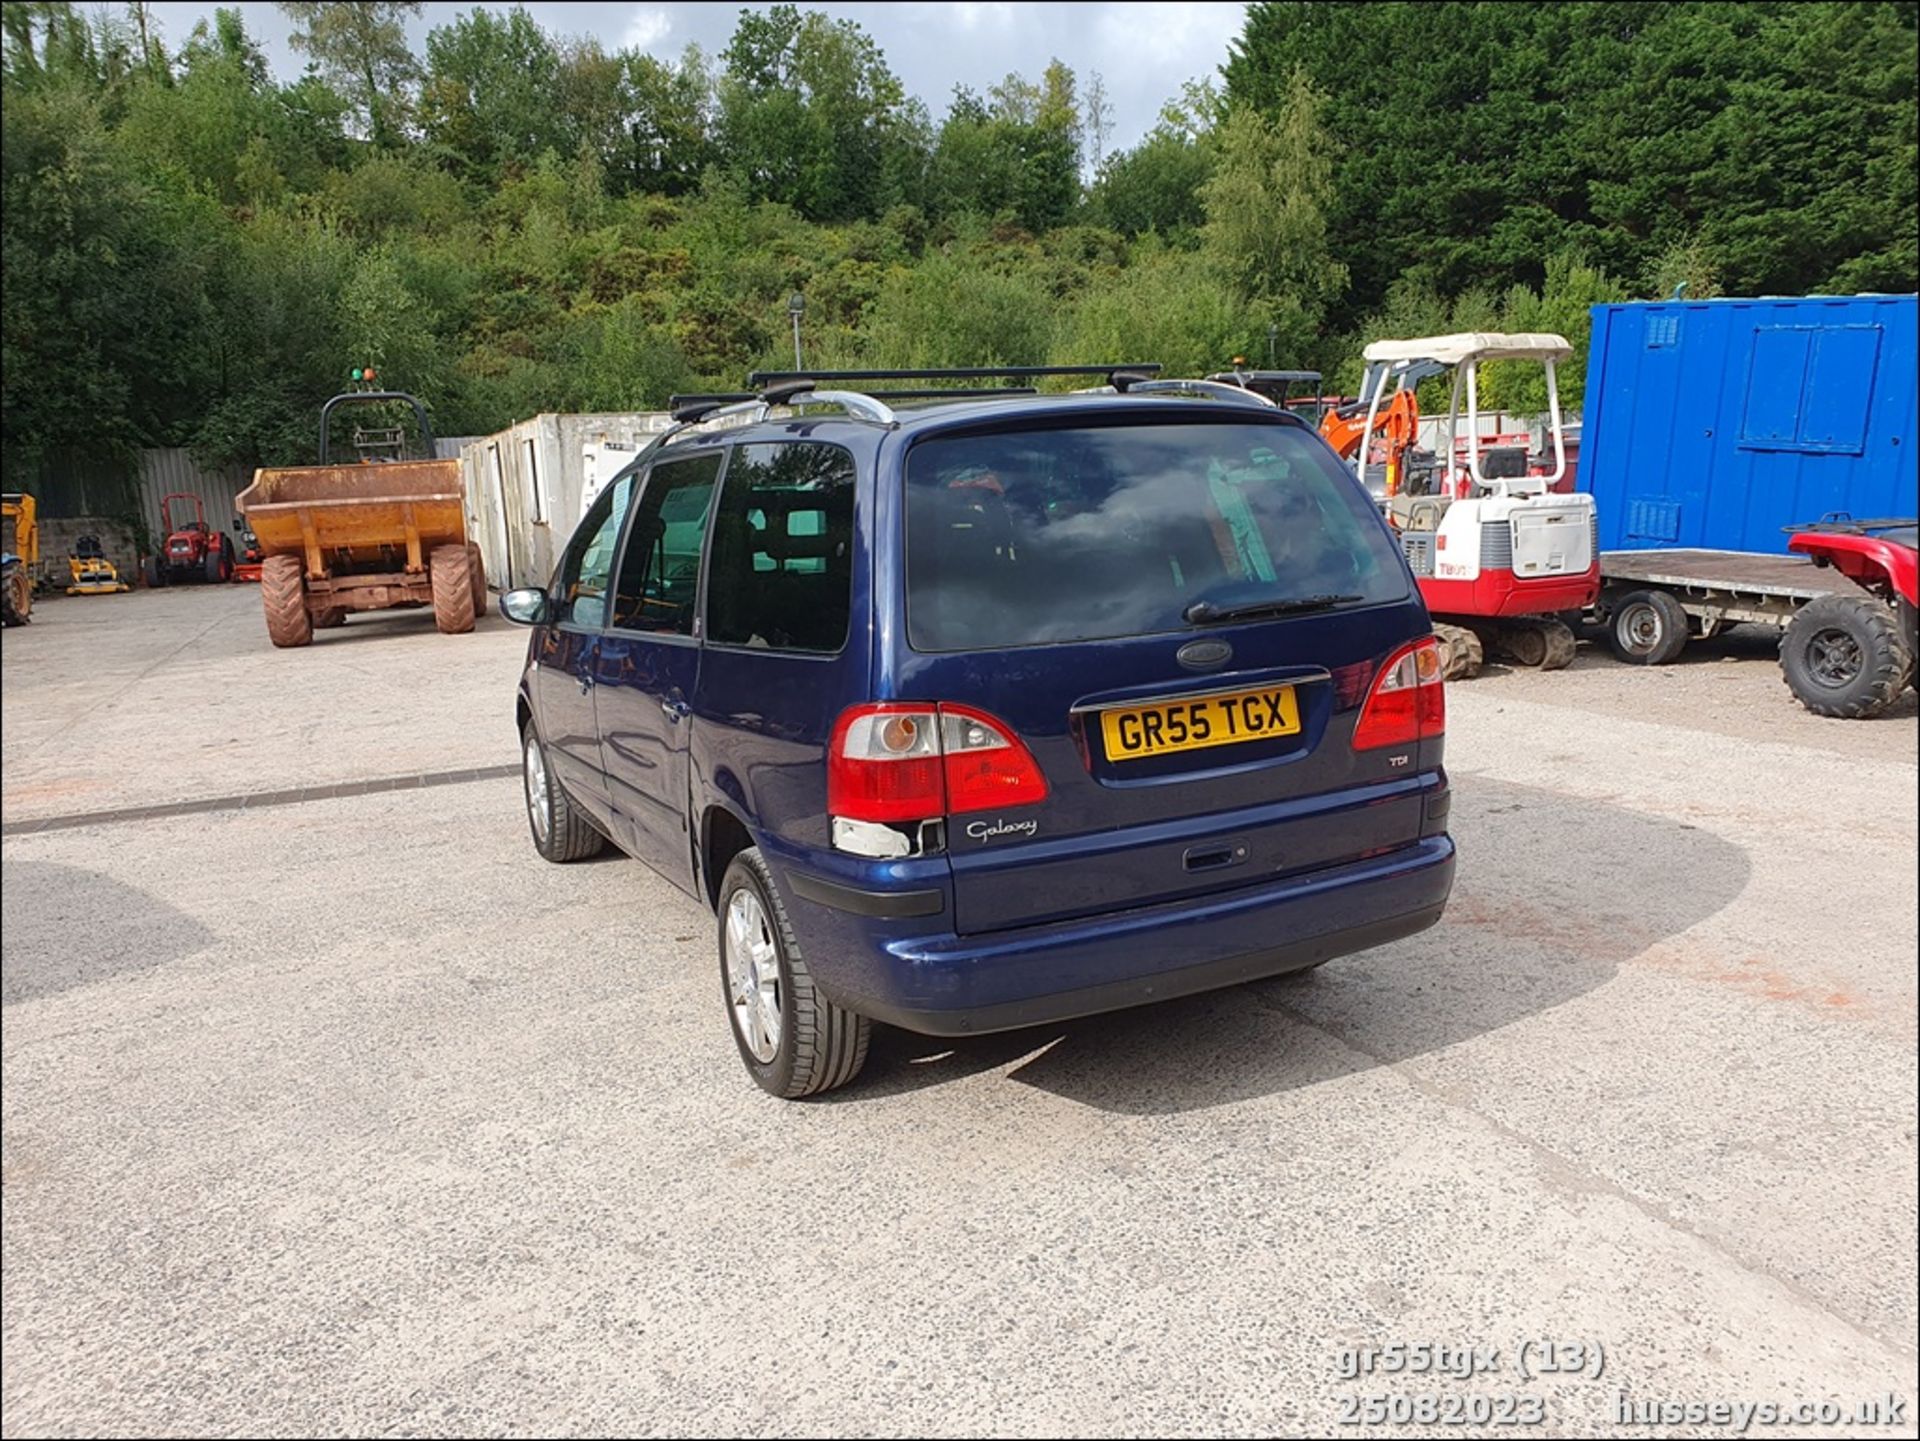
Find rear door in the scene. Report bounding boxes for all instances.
[592,450,724,882]
[890,412,1440,935]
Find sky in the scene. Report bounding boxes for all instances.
[142,1,1250,156]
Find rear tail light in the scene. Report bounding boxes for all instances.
[829,701,1048,853]
[1351,637,1445,750]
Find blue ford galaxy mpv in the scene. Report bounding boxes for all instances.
[501,366,1455,1097]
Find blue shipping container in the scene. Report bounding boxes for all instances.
[1580,294,1918,554]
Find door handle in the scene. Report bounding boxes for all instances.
[661,698,691,723]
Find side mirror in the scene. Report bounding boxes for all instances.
[233,518,244,532]
[499,588,550,626]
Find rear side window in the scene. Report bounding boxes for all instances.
[610,452,722,634]
[706,443,856,656]
[905,420,1409,651]
[707,442,856,653]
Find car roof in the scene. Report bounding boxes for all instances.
[663,389,1314,454]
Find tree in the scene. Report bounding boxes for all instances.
[859,250,1056,369]
[1224,1,1918,321]
[278,1,421,149]
[930,62,1082,233]
[419,6,566,180]
[1,81,217,469]
[119,9,284,207]
[614,46,717,197]
[1082,70,1112,175]
[126,1,167,79]
[717,4,915,222]
[1054,247,1256,376]
[1200,67,1346,351]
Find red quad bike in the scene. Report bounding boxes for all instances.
[1781,517,1918,719]
[143,492,235,586]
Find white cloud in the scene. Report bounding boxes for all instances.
[622,6,673,50]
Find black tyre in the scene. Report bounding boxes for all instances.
[429,543,475,634]
[1780,593,1912,719]
[718,847,869,1099]
[466,542,488,618]
[143,555,167,589]
[1606,588,1690,665]
[260,555,312,648]
[1,564,27,626]
[521,723,606,862]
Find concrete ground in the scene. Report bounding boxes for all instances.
[3,585,1915,1438]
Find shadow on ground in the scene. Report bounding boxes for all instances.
[1,861,216,1005]
[837,776,1751,1114]
[293,610,515,648]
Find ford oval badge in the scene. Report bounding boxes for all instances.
[1176,638,1233,671]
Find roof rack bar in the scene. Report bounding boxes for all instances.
[790,389,897,425]
[1129,379,1280,408]
[1208,369,1323,385]
[747,364,1161,385]
[668,392,756,423]
[862,387,1037,400]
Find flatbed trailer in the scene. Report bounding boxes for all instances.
[1595,548,1849,664]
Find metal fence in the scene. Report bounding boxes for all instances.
[134,449,252,541]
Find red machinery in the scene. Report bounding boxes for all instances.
[1346,334,1600,679]
[1781,518,1918,718]
[143,492,235,587]
[233,521,265,583]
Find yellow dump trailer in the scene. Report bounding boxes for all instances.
[235,392,486,648]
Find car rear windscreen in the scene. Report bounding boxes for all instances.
[905,419,1412,651]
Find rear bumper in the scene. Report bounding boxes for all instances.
[798,835,1454,1037]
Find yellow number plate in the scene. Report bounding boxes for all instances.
[1100,684,1301,761]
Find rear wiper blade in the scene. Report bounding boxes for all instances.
[1183,593,1363,626]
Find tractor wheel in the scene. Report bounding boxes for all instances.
[315,608,347,629]
[1433,622,1484,681]
[142,555,167,589]
[203,542,232,584]
[1606,589,1690,665]
[260,555,313,649]
[2,566,29,626]
[1780,593,1912,719]
[429,544,475,634]
[466,542,488,618]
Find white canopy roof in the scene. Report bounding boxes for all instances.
[1362,332,1574,364]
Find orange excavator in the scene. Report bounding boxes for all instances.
[1314,358,1444,498]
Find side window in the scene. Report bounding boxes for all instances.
[708,442,856,654]
[611,452,723,635]
[551,472,635,628]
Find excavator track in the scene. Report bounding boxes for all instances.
[1487,618,1578,670]
[1433,622,1484,681]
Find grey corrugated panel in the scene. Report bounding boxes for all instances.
[137,450,250,540]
